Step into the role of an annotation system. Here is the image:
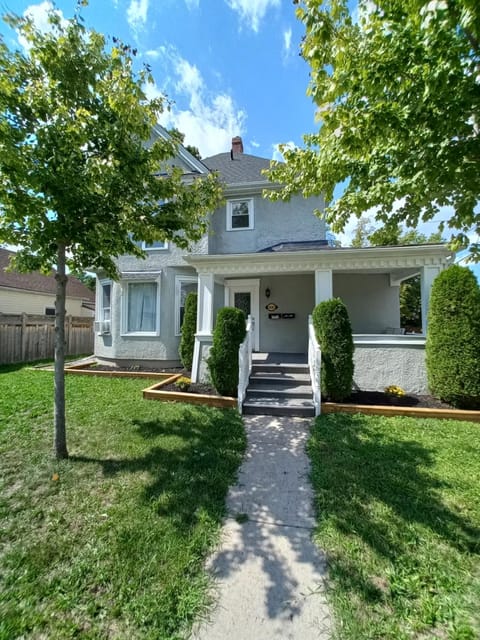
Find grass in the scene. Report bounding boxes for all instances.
[308,413,480,640]
[0,364,246,640]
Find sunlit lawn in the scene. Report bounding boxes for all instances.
[0,364,245,640]
[309,413,480,640]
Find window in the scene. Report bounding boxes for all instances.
[175,276,197,335]
[143,240,168,250]
[45,307,55,316]
[121,274,161,336]
[227,198,254,231]
[100,282,111,321]
[131,236,168,251]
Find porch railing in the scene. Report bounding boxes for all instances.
[238,314,254,412]
[308,314,322,416]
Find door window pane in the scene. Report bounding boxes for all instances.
[234,292,251,318]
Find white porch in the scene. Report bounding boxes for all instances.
[186,245,453,391]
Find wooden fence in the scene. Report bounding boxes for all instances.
[0,314,94,365]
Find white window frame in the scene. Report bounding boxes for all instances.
[121,274,161,336]
[97,279,112,323]
[142,240,168,251]
[174,275,198,336]
[226,198,254,231]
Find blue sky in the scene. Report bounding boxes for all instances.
[0,0,315,161]
[0,0,475,247]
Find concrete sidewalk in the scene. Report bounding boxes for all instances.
[192,415,332,640]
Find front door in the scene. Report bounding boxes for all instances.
[225,279,260,351]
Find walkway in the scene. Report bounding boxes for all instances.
[192,415,332,640]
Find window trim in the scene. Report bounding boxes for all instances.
[174,275,198,336]
[226,198,254,231]
[97,279,112,323]
[121,274,161,337]
[142,240,168,251]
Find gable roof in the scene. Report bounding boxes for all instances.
[0,248,95,301]
[202,152,271,185]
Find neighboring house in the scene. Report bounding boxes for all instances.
[94,130,453,394]
[0,248,95,317]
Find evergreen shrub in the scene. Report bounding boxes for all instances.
[207,307,246,397]
[426,265,480,408]
[179,292,197,371]
[312,298,354,402]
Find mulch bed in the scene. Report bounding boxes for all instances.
[339,390,454,410]
[79,363,466,410]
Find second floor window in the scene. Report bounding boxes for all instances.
[227,198,254,231]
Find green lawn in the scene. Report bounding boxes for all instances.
[308,413,480,640]
[0,365,246,640]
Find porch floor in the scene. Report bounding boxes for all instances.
[252,352,307,365]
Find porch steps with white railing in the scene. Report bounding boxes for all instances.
[242,356,315,417]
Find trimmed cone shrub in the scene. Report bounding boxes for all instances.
[312,298,354,402]
[179,292,197,371]
[208,307,246,397]
[426,265,480,408]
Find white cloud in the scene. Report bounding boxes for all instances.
[271,141,296,163]
[185,0,200,8]
[127,0,149,32]
[283,27,292,58]
[18,1,66,50]
[149,49,246,158]
[225,0,280,32]
[250,140,260,148]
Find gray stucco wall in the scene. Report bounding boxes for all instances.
[95,265,197,365]
[334,273,400,333]
[208,192,326,254]
[258,274,314,353]
[353,342,428,394]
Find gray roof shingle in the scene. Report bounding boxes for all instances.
[202,152,272,185]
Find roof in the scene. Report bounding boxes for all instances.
[202,152,272,185]
[259,240,331,252]
[0,248,95,301]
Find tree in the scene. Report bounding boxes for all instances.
[178,292,197,371]
[0,6,221,458]
[426,265,480,408]
[268,0,480,258]
[208,307,246,397]
[168,127,202,160]
[70,270,96,291]
[312,298,354,401]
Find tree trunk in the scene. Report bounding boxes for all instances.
[54,243,68,459]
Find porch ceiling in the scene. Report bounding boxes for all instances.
[184,244,454,277]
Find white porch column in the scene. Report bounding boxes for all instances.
[191,272,215,383]
[421,265,441,335]
[196,272,215,334]
[315,269,333,305]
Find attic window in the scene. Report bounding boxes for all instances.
[227,198,254,231]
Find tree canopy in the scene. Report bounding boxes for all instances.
[268,0,480,257]
[0,5,221,457]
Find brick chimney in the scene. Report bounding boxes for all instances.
[231,136,244,155]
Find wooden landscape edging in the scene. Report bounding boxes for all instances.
[321,402,480,423]
[65,362,174,380]
[143,375,238,409]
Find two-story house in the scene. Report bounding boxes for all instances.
[94,131,453,395]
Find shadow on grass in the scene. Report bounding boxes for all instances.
[309,413,480,560]
[71,407,246,529]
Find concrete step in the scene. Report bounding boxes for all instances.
[251,363,309,375]
[243,396,315,418]
[247,384,313,398]
[249,372,311,385]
